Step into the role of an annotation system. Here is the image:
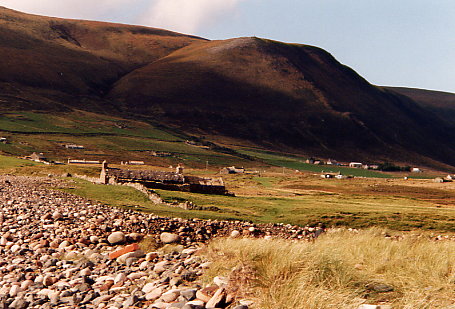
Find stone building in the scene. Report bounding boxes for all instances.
[100,162,229,195]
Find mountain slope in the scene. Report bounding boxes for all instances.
[0,6,203,111]
[1,7,455,169]
[385,87,455,125]
[110,37,455,166]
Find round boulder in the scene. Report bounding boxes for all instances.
[160,232,180,244]
[230,230,241,238]
[52,211,63,221]
[108,232,126,245]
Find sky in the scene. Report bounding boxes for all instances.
[0,0,454,93]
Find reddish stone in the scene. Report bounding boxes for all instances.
[32,233,44,240]
[108,243,140,260]
[78,237,90,245]
[100,280,114,291]
[196,285,219,302]
[39,239,49,247]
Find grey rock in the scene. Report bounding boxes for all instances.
[370,283,394,293]
[160,232,180,244]
[108,232,126,245]
[181,288,197,301]
[122,295,139,308]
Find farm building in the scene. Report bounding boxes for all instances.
[27,152,47,163]
[68,159,100,164]
[306,158,315,164]
[100,162,229,195]
[0,137,6,143]
[65,144,85,149]
[121,161,145,165]
[150,151,172,157]
[411,167,422,173]
[349,162,363,168]
[434,177,452,183]
[220,166,245,174]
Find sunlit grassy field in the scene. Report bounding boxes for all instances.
[1,150,454,232]
[239,148,392,178]
[56,171,455,232]
[203,229,455,308]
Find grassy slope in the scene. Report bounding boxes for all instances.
[0,110,253,167]
[0,6,203,95]
[238,148,392,178]
[385,87,455,125]
[0,155,38,169]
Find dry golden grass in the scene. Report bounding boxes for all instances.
[204,229,455,309]
[138,235,159,252]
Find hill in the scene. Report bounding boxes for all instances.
[0,6,203,111]
[110,37,455,168]
[1,7,455,170]
[385,87,455,125]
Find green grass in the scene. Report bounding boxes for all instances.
[0,154,102,177]
[0,155,38,169]
[239,148,392,178]
[0,111,254,167]
[0,111,182,140]
[253,176,277,188]
[62,179,242,221]
[60,178,455,232]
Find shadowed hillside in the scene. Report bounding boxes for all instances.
[1,7,455,169]
[385,87,455,125]
[110,37,455,167]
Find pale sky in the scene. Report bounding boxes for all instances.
[0,0,454,93]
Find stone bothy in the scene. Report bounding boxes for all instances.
[101,162,229,195]
[29,152,47,162]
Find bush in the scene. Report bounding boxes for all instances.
[378,162,411,172]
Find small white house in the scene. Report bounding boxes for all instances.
[0,137,6,143]
[123,161,145,165]
[65,144,85,149]
[349,162,363,168]
[68,159,100,164]
[411,167,422,173]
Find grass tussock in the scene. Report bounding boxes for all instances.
[204,229,455,309]
[139,235,159,252]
